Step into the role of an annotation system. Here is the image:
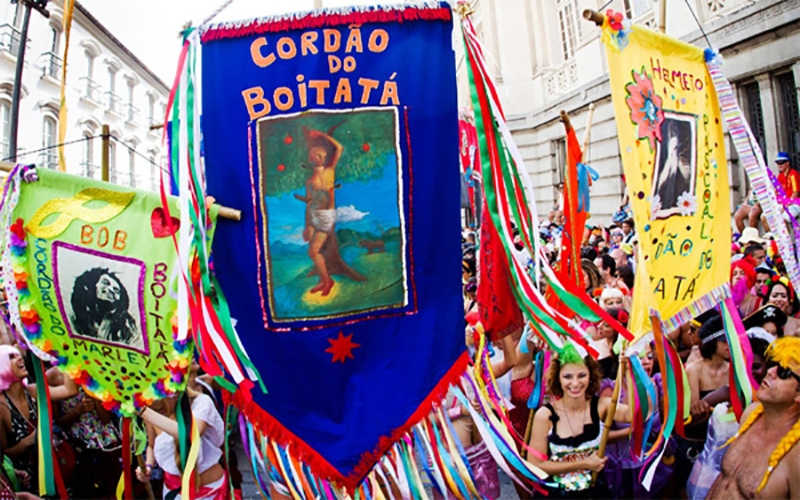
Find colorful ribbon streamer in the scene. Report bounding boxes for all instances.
[706,51,800,299]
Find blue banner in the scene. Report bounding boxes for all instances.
[200,4,464,485]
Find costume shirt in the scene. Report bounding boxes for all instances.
[778,169,800,197]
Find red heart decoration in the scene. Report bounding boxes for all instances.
[151,207,180,238]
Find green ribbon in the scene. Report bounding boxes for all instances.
[132,417,147,456]
[224,404,237,500]
[32,358,56,497]
[175,391,191,472]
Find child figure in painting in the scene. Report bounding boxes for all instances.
[295,126,344,297]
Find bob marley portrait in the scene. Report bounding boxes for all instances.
[70,267,139,346]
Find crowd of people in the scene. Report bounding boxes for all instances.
[460,153,800,498]
[0,321,237,499]
[0,144,795,500]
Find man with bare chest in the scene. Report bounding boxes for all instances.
[707,337,800,499]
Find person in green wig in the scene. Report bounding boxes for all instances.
[528,344,638,498]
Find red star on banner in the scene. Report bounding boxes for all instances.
[325,331,360,364]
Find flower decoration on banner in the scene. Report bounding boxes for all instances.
[677,191,698,216]
[605,10,632,51]
[650,194,662,215]
[625,68,664,151]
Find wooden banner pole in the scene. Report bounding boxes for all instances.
[591,352,627,485]
[0,160,241,221]
[659,0,668,33]
[136,455,156,500]
[582,9,604,26]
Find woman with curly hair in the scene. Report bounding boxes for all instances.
[70,267,139,347]
[527,345,636,498]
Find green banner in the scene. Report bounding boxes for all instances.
[2,168,213,415]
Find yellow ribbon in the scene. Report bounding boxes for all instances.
[421,418,460,498]
[181,419,202,500]
[115,472,125,500]
[37,428,45,496]
[270,440,303,500]
[57,0,76,172]
[436,407,477,500]
[26,187,135,238]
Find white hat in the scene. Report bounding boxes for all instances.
[738,227,764,245]
[746,326,776,345]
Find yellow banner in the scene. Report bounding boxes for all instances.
[602,21,730,338]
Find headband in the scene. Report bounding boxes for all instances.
[701,329,726,345]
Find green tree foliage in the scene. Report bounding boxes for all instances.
[259,109,397,197]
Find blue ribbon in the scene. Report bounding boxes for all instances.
[630,356,658,458]
[577,163,599,213]
[413,427,443,496]
[527,351,544,409]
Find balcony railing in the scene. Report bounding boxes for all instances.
[0,24,22,55]
[41,51,62,80]
[80,161,100,179]
[126,103,139,124]
[702,0,750,20]
[105,91,122,114]
[110,169,133,186]
[79,77,101,103]
[39,151,58,170]
[545,60,579,97]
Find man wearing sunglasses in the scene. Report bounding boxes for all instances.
[708,337,800,499]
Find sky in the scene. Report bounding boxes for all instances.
[78,0,406,83]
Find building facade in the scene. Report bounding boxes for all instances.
[466,0,800,223]
[0,0,169,189]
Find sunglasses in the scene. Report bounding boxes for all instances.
[765,360,800,384]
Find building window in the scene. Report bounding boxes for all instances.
[777,72,800,168]
[149,155,157,191]
[42,116,57,169]
[126,81,138,123]
[106,67,120,113]
[147,94,156,125]
[108,140,116,182]
[42,26,62,79]
[80,51,99,102]
[12,3,23,28]
[86,50,94,78]
[82,132,95,178]
[624,0,654,18]
[0,100,9,160]
[108,66,116,93]
[558,1,578,61]
[3,4,23,54]
[552,137,566,184]
[49,26,60,54]
[128,147,136,187]
[741,81,766,157]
